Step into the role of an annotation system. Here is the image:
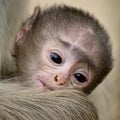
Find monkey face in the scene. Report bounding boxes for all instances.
[33,40,94,91]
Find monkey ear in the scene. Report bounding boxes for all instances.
[15,6,40,46]
[11,6,40,57]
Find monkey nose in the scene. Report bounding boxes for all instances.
[54,75,67,85]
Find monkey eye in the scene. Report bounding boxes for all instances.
[74,73,87,83]
[50,52,62,64]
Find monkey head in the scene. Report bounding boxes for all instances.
[12,6,113,94]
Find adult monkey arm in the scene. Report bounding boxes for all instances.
[0,83,98,120]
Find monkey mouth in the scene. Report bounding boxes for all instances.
[37,79,54,91]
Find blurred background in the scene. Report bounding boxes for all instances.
[28,0,120,120]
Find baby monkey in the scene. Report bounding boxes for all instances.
[12,5,113,93]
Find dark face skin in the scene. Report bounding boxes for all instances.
[13,6,113,93]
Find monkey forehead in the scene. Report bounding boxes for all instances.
[41,21,98,49]
[61,27,96,46]
[39,23,101,68]
[58,31,100,64]
[40,16,98,50]
[57,25,100,51]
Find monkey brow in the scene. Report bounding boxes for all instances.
[72,47,96,70]
[57,38,71,48]
[57,38,96,70]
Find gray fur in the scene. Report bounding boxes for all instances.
[0,0,29,75]
[0,83,98,120]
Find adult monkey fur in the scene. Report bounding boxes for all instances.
[2,0,112,120]
[0,83,98,120]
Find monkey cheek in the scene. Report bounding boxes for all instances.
[35,80,45,88]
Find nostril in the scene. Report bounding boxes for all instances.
[54,75,58,82]
[59,82,65,85]
[54,75,66,85]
